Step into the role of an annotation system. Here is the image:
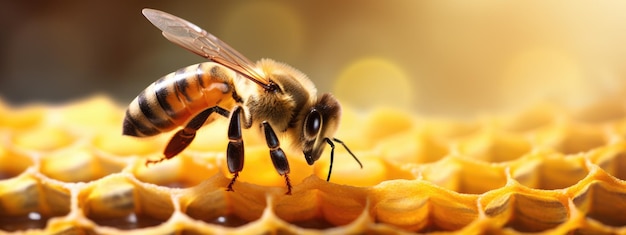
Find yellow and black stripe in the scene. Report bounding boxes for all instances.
[123,62,235,137]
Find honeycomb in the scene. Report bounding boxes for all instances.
[1,95,626,234]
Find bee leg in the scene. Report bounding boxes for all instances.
[226,106,245,192]
[262,121,292,195]
[146,107,229,166]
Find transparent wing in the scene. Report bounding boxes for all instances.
[142,8,269,88]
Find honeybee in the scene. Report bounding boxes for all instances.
[123,9,362,194]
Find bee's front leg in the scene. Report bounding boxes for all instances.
[262,121,292,195]
[147,106,229,166]
[226,106,245,192]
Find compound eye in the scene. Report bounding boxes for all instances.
[304,110,322,138]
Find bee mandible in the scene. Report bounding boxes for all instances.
[123,9,362,194]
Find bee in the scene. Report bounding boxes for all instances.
[123,9,362,194]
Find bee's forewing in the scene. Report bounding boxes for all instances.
[142,8,268,86]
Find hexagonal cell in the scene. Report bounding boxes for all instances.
[456,161,507,195]
[573,181,626,227]
[0,103,45,129]
[376,129,449,165]
[556,124,607,154]
[423,119,482,143]
[498,104,558,133]
[57,96,124,133]
[370,180,478,232]
[590,143,626,181]
[0,175,70,232]
[40,147,125,183]
[271,177,368,228]
[422,157,507,194]
[362,108,415,144]
[273,188,333,229]
[133,153,219,188]
[533,122,607,155]
[12,126,75,152]
[79,175,174,230]
[570,98,626,124]
[512,153,588,190]
[317,186,368,226]
[313,151,393,187]
[274,190,344,229]
[483,191,568,233]
[182,189,250,227]
[92,128,164,157]
[181,175,264,227]
[0,146,33,180]
[457,129,532,163]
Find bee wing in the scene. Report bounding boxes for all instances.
[142,8,269,87]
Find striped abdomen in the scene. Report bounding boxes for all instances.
[123,62,236,137]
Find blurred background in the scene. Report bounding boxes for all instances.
[1,1,626,117]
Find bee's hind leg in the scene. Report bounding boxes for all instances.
[226,106,245,191]
[146,106,229,166]
[262,121,292,195]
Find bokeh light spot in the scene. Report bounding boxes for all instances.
[333,57,413,110]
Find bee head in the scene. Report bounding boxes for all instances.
[301,93,341,165]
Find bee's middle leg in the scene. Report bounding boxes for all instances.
[262,121,292,195]
[146,106,229,166]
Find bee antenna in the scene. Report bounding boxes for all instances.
[332,138,363,168]
[323,138,363,182]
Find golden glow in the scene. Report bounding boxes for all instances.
[333,57,413,110]
[218,1,305,62]
[501,48,587,108]
[3,2,626,234]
